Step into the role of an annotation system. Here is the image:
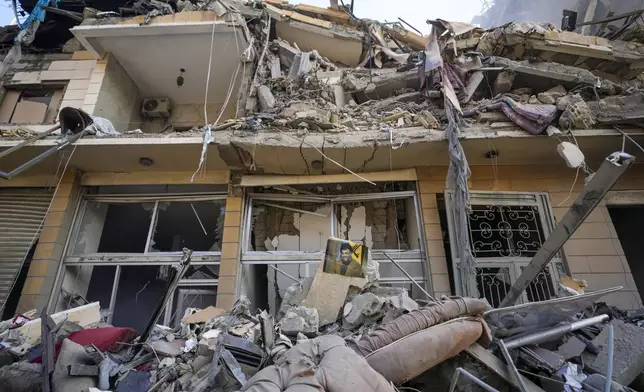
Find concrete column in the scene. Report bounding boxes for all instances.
[217,192,244,310]
[416,167,451,297]
[17,168,81,313]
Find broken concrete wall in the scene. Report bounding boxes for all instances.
[92,54,142,131]
[418,164,644,309]
[251,203,331,252]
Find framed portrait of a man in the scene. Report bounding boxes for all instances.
[323,237,366,278]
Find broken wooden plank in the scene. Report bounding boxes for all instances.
[293,3,351,25]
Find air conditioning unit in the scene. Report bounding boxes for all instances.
[141,98,171,119]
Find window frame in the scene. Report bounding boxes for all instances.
[444,191,565,304]
[0,85,65,125]
[241,190,430,293]
[52,190,226,326]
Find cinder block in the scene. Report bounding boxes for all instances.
[22,277,45,295]
[566,256,591,273]
[38,226,68,244]
[572,223,612,239]
[217,277,237,295]
[86,83,101,94]
[427,240,446,257]
[429,256,449,274]
[48,60,96,71]
[216,293,235,310]
[424,223,443,240]
[224,211,241,227]
[586,256,624,273]
[220,242,239,259]
[62,89,87,101]
[431,273,451,292]
[418,181,444,194]
[575,273,626,290]
[26,260,58,278]
[419,192,438,209]
[33,242,64,261]
[422,208,440,224]
[563,239,616,256]
[219,258,239,276]
[67,79,90,90]
[16,294,38,314]
[222,226,240,244]
[226,197,242,212]
[83,93,98,106]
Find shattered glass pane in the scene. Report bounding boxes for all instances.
[58,265,116,314]
[149,201,225,252]
[112,266,169,333]
[72,201,154,254]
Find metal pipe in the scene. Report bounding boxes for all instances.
[449,367,499,392]
[139,248,192,343]
[268,264,301,284]
[398,17,423,35]
[605,324,614,392]
[504,315,608,350]
[0,124,59,159]
[382,252,436,302]
[500,152,635,307]
[499,340,528,392]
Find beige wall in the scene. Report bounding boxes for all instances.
[417,164,644,310]
[89,54,142,131]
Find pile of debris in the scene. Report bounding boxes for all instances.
[1,244,644,392]
[211,1,644,140]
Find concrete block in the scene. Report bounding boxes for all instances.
[558,336,586,360]
[67,79,90,90]
[281,306,318,335]
[493,71,515,95]
[48,60,96,71]
[257,85,276,111]
[342,292,383,328]
[589,319,644,385]
[301,267,366,326]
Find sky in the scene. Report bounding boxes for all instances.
[292,0,485,34]
[0,0,486,29]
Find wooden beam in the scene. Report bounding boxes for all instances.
[239,168,417,187]
[81,171,229,186]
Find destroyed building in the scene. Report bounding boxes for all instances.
[1,0,644,390]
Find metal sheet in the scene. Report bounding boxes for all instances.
[0,188,52,309]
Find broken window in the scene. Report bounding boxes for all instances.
[70,197,226,255]
[0,88,64,124]
[443,192,562,306]
[249,200,331,252]
[57,187,224,331]
[240,183,428,313]
[335,198,420,250]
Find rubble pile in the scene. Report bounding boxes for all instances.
[212,1,644,140]
[1,243,644,392]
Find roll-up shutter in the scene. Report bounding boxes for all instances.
[0,188,53,307]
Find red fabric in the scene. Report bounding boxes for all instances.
[67,327,139,353]
[32,327,138,363]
